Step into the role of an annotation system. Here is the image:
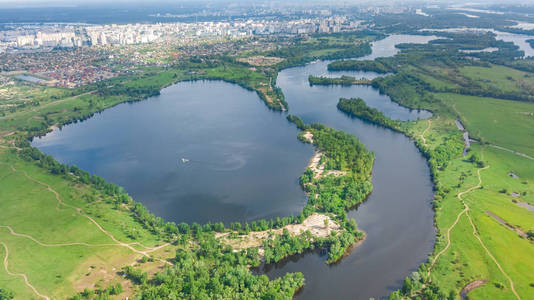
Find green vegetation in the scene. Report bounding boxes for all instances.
[130,233,305,299]
[0,288,14,300]
[0,83,74,117]
[327,60,390,73]
[299,123,374,207]
[293,120,373,262]
[267,32,378,69]
[435,93,534,157]
[308,75,372,86]
[372,73,440,111]
[337,98,401,130]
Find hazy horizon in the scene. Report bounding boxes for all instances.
[0,0,531,9]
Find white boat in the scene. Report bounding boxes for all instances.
[181,158,189,163]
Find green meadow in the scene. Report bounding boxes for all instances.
[458,65,534,94]
[435,93,534,157]
[0,148,167,298]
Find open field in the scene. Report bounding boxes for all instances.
[458,65,534,95]
[434,93,534,157]
[428,142,534,299]
[0,147,174,298]
[0,81,73,116]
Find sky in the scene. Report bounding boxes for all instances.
[0,0,528,9]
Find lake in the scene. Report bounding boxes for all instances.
[32,81,313,224]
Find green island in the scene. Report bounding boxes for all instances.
[327,60,391,73]
[219,116,373,266]
[337,97,402,130]
[308,75,372,86]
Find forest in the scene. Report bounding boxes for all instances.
[308,75,372,86]
[337,97,401,130]
[327,60,390,73]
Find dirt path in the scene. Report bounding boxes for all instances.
[489,144,534,161]
[420,119,431,147]
[1,242,50,300]
[0,225,117,247]
[467,152,520,300]
[485,211,527,238]
[18,169,146,255]
[460,279,487,299]
[466,205,521,300]
[428,161,520,300]
[303,132,346,179]
[4,162,173,266]
[429,206,468,272]
[429,166,487,272]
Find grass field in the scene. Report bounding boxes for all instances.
[0,147,174,298]
[458,65,534,95]
[0,82,73,116]
[435,93,534,157]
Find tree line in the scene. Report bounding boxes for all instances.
[337,97,401,130]
[308,75,372,86]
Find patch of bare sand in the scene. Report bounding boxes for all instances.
[0,131,14,138]
[304,131,347,179]
[72,244,175,298]
[216,213,340,254]
[302,131,314,143]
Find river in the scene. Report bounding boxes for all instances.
[260,35,435,299]
[32,34,437,299]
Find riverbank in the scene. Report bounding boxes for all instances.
[308,75,373,86]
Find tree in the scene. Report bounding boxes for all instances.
[0,288,14,300]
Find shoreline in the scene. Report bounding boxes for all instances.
[328,231,367,265]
